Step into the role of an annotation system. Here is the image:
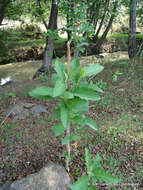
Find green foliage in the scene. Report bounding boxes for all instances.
[0,31,8,57]
[5,1,24,20]
[29,86,53,99]
[70,175,89,190]
[4,92,16,98]
[38,73,49,83]
[29,58,103,169]
[107,33,143,40]
[83,64,104,78]
[69,149,121,190]
[112,70,122,82]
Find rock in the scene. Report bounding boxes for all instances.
[23,103,36,108]
[0,182,12,190]
[9,162,71,190]
[31,104,48,116]
[4,101,48,120]
[4,102,30,119]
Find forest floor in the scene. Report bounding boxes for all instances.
[0,57,143,189]
[0,19,143,189]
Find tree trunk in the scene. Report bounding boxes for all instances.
[128,0,136,59]
[88,1,101,33]
[66,0,74,41]
[92,0,119,54]
[0,0,10,25]
[93,0,110,42]
[48,0,58,30]
[33,0,58,79]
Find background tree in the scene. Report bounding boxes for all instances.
[33,0,59,79]
[0,0,10,25]
[90,0,120,54]
[128,0,137,59]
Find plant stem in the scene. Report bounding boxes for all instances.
[66,41,71,172]
[67,41,71,74]
[66,126,71,172]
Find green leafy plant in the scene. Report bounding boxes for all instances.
[4,92,16,98]
[38,73,49,83]
[112,70,122,82]
[29,42,104,170]
[69,148,121,190]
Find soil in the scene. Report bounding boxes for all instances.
[0,77,143,189]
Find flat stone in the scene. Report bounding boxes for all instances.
[9,162,71,190]
[4,102,48,119]
[4,102,30,120]
[0,182,13,190]
[31,104,48,116]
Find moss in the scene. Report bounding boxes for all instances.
[107,33,143,40]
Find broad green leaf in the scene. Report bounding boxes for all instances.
[63,91,74,99]
[73,86,101,101]
[66,97,88,114]
[73,115,85,125]
[93,169,121,184]
[71,135,81,141]
[53,80,66,97]
[62,136,70,145]
[52,108,60,120]
[85,148,93,177]
[69,175,89,190]
[85,118,98,130]
[60,103,70,129]
[52,73,59,86]
[69,58,83,82]
[88,186,99,190]
[91,84,104,93]
[78,83,104,93]
[54,60,67,81]
[52,122,66,136]
[29,86,53,98]
[83,64,104,78]
[93,154,102,170]
[88,83,104,93]
[70,58,80,70]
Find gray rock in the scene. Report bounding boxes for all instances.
[4,102,30,120]
[4,101,48,119]
[9,162,71,190]
[0,182,13,190]
[31,104,48,116]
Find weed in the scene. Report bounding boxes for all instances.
[16,131,23,139]
[38,73,49,83]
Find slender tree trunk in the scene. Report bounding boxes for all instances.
[33,0,58,79]
[0,0,10,25]
[128,0,136,59]
[90,2,101,32]
[92,0,119,54]
[48,0,58,30]
[93,0,110,42]
[66,0,74,41]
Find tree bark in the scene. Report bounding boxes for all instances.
[128,0,136,59]
[33,0,58,79]
[92,0,119,54]
[93,0,110,42]
[66,0,74,41]
[0,0,10,25]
